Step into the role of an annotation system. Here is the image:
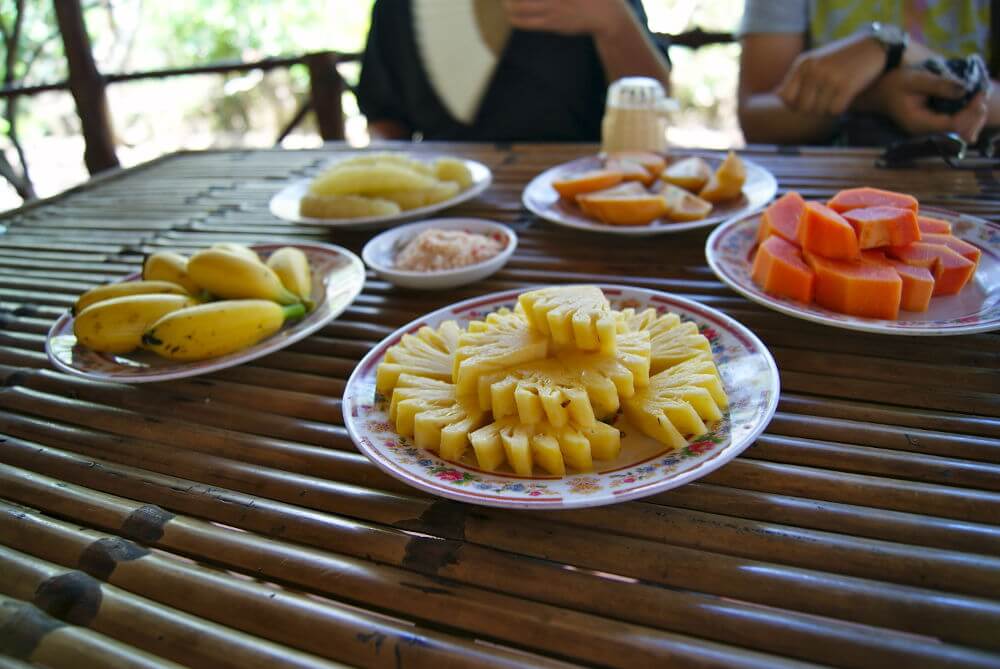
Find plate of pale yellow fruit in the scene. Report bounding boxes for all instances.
[523,151,777,236]
[269,152,492,229]
[46,242,365,383]
[343,284,778,509]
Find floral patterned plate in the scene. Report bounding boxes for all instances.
[706,206,1000,335]
[269,155,492,229]
[343,285,779,509]
[522,153,777,236]
[46,243,365,383]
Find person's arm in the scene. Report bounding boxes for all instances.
[738,33,840,144]
[503,0,670,92]
[356,0,414,141]
[366,120,411,141]
[988,80,1000,127]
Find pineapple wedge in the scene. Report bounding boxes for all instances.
[376,320,463,396]
[389,374,486,461]
[477,328,651,428]
[620,308,712,374]
[624,353,729,448]
[469,418,621,476]
[518,285,618,354]
[452,309,549,397]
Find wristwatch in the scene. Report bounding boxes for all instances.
[869,22,909,73]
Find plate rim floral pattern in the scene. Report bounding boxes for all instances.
[521,153,778,237]
[706,205,1000,336]
[269,155,492,229]
[45,242,365,383]
[342,284,780,510]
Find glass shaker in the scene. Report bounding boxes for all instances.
[600,76,675,154]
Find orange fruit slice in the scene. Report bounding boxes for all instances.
[552,169,624,199]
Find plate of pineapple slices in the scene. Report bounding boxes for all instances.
[344,284,779,509]
[46,242,365,383]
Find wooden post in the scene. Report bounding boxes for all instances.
[53,0,119,174]
[304,51,345,141]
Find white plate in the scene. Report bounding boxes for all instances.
[522,153,777,236]
[706,207,1000,335]
[362,218,516,290]
[343,285,779,509]
[46,243,366,383]
[269,155,492,229]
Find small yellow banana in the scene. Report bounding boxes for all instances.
[143,251,201,294]
[74,279,188,315]
[266,247,312,303]
[187,248,300,305]
[212,242,261,262]
[141,299,307,361]
[74,293,197,354]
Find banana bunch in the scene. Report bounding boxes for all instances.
[72,242,316,361]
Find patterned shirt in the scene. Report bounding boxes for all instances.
[740,0,991,62]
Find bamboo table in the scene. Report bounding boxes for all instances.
[0,143,998,669]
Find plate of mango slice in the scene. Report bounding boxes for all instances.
[270,152,492,229]
[522,151,777,236]
[343,284,778,509]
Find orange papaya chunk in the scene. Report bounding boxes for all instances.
[918,233,981,267]
[917,216,951,235]
[842,206,920,249]
[757,192,805,245]
[827,187,918,214]
[800,202,860,260]
[605,151,666,175]
[804,252,902,319]
[887,259,934,312]
[751,236,815,303]
[887,242,975,296]
[699,151,746,203]
[553,169,623,198]
[661,156,712,193]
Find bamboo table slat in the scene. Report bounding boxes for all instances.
[0,143,998,669]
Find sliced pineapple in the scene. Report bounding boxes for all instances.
[389,374,486,461]
[624,353,729,448]
[477,327,650,428]
[452,309,549,397]
[468,418,620,476]
[619,308,712,374]
[376,320,463,396]
[518,285,618,354]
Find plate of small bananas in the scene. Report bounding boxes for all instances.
[269,152,492,229]
[46,241,365,383]
[343,284,779,509]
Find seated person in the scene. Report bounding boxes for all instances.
[738,0,998,145]
[356,0,671,142]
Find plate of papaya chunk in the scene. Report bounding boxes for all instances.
[706,187,1000,335]
[523,151,777,236]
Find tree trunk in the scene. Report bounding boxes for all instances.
[53,0,119,174]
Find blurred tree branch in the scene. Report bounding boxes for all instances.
[1,0,36,200]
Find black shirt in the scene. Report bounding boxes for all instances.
[356,0,665,142]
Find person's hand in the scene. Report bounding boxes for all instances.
[502,0,631,38]
[862,66,986,143]
[777,33,888,116]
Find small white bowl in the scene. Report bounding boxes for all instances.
[362,218,517,290]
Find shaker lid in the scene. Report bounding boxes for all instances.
[605,76,677,111]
